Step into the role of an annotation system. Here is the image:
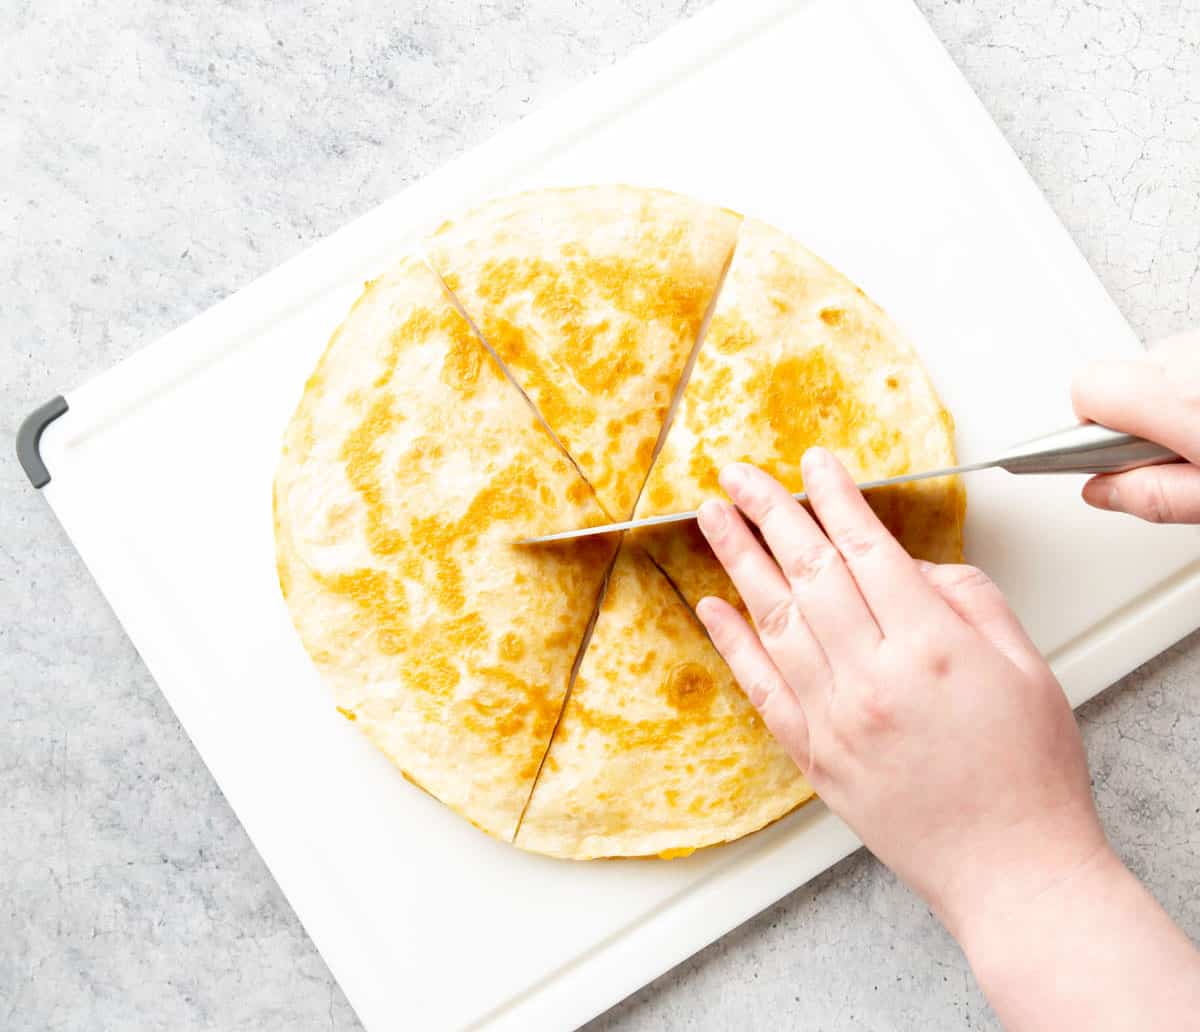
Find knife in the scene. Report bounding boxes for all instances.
[517,423,1182,545]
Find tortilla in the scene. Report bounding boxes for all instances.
[515,544,813,859]
[425,186,741,518]
[632,218,964,610]
[273,256,615,841]
[276,197,965,860]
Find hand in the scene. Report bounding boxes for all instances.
[693,451,1200,1028]
[1072,329,1200,523]
[693,450,1105,935]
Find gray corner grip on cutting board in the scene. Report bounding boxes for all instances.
[17,395,69,489]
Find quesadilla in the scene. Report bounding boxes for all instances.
[515,544,813,859]
[632,219,964,609]
[275,194,966,860]
[425,186,741,518]
[274,257,615,841]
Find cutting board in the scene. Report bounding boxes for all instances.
[21,0,1200,1028]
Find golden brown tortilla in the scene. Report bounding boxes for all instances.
[425,186,741,518]
[632,218,965,611]
[275,197,964,860]
[515,544,813,859]
[274,257,615,841]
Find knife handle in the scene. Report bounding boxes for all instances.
[995,423,1182,476]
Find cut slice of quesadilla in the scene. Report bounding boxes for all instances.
[425,186,741,519]
[515,544,813,859]
[274,257,615,842]
[632,218,965,610]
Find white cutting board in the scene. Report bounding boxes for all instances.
[28,0,1200,1028]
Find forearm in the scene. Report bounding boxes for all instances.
[956,847,1200,1030]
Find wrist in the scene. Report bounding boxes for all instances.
[950,840,1126,977]
[942,842,1200,1029]
[925,813,1117,947]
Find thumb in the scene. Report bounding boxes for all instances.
[1083,463,1200,524]
[916,562,1046,680]
[1071,349,1200,464]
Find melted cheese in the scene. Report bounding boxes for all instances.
[274,257,615,841]
[633,218,964,611]
[426,186,741,517]
[515,545,813,859]
[274,199,965,861]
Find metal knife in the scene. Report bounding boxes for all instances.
[517,423,1182,545]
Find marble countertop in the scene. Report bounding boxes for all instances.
[3,0,1198,1027]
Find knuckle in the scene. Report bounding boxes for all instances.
[802,748,829,784]
[756,597,796,640]
[921,643,954,678]
[743,673,779,711]
[781,540,837,585]
[824,671,898,744]
[854,687,897,735]
[927,651,953,678]
[905,630,955,678]
[835,528,880,561]
[942,564,993,592]
[749,491,785,528]
[1140,477,1174,523]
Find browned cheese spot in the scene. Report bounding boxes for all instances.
[753,348,859,458]
[687,451,722,496]
[648,480,677,512]
[439,312,486,395]
[710,311,756,355]
[500,632,525,661]
[340,394,405,557]
[663,662,717,714]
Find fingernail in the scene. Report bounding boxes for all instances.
[696,598,730,651]
[914,559,936,573]
[1086,480,1120,510]
[697,501,727,538]
[719,463,750,497]
[803,447,831,474]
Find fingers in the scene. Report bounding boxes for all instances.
[1082,463,1200,524]
[1071,351,1200,464]
[915,562,1046,681]
[696,499,833,698]
[697,595,812,770]
[1073,336,1200,524]
[717,463,881,653]
[695,499,791,629]
[799,448,946,634]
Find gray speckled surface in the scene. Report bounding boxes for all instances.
[3,0,1198,1028]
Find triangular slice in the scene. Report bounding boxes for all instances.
[633,219,965,609]
[426,186,741,518]
[274,257,615,841]
[515,544,813,859]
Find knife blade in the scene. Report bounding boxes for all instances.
[517,461,994,544]
[515,423,1180,545]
